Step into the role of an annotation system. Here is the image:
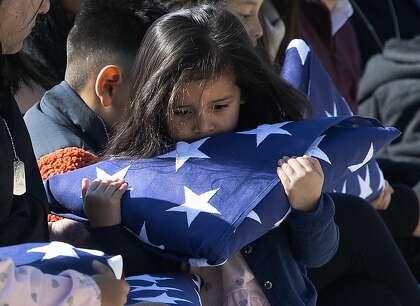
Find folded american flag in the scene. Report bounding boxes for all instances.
[44,115,399,266]
[126,273,201,305]
[281,39,386,201]
[0,242,202,305]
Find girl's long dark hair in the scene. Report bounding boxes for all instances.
[104,5,308,159]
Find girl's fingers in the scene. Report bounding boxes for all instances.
[81,178,90,199]
[105,179,123,190]
[277,156,289,167]
[112,182,129,197]
[88,179,102,192]
[303,155,323,176]
[277,167,291,190]
[95,181,109,194]
[119,182,129,192]
[281,162,295,177]
[295,156,314,172]
[285,158,306,175]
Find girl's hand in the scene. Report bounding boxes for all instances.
[277,156,324,212]
[82,178,128,228]
[371,180,394,210]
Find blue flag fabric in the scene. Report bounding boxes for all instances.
[125,273,201,305]
[281,39,386,201]
[0,242,202,306]
[44,116,399,266]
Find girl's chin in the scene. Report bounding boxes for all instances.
[2,42,24,55]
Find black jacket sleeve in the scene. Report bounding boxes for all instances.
[88,225,180,276]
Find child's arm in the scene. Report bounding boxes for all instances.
[0,257,129,306]
[278,156,339,268]
[82,179,180,275]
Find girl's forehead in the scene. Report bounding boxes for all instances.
[174,72,239,105]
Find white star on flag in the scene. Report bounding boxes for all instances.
[344,97,354,115]
[132,292,190,304]
[125,275,174,284]
[167,187,221,227]
[377,163,385,190]
[96,166,130,180]
[239,122,292,146]
[341,180,347,193]
[158,138,210,171]
[358,166,373,199]
[325,102,338,117]
[305,135,331,164]
[348,143,374,173]
[333,180,347,193]
[246,210,262,224]
[273,207,292,228]
[28,241,79,260]
[139,223,165,250]
[192,276,201,291]
[287,39,310,65]
[130,283,182,293]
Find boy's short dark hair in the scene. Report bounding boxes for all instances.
[160,0,222,11]
[66,0,166,91]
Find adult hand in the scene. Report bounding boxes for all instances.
[49,218,91,248]
[372,180,394,210]
[92,260,129,306]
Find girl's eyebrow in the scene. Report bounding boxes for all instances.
[212,96,234,103]
[241,0,258,5]
[173,104,192,108]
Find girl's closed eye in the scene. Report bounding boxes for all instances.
[213,102,230,111]
[173,106,193,117]
[239,13,252,20]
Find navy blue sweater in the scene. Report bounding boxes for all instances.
[243,193,339,306]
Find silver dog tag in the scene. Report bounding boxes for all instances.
[13,159,26,196]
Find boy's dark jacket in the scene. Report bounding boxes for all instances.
[0,90,49,246]
[24,81,109,159]
[358,35,420,166]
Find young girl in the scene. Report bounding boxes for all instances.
[100,4,420,306]
[104,5,338,306]
[162,0,420,303]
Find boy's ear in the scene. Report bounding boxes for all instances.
[95,65,123,107]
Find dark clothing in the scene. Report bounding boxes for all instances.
[24,81,109,159]
[358,36,420,166]
[310,193,420,306]
[243,194,339,306]
[351,0,420,69]
[300,1,361,113]
[88,225,180,276]
[379,184,419,239]
[0,90,49,246]
[318,278,402,306]
[378,158,420,188]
